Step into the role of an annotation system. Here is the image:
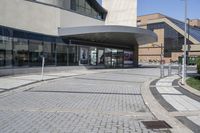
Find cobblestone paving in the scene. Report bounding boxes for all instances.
[0,68,163,133]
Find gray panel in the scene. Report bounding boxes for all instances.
[58,25,157,46]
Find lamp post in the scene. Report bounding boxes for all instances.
[182,0,188,84]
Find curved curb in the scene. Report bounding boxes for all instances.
[178,79,200,97]
[141,78,193,133]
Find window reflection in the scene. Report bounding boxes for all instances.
[0,36,12,67]
[71,0,104,20]
[13,38,28,66]
[56,43,68,66]
[97,48,104,65]
[29,40,43,66]
[69,45,78,66]
[43,41,55,65]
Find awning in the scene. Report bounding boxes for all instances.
[58,25,157,48]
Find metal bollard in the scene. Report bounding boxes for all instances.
[41,57,45,81]
[160,64,164,78]
[178,64,182,75]
[168,63,172,76]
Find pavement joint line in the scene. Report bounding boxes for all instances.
[0,108,153,117]
[169,111,200,117]
[110,72,159,77]
[160,93,183,96]
[25,90,142,96]
[150,85,179,87]
[75,77,144,84]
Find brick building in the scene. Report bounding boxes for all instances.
[138,13,200,63]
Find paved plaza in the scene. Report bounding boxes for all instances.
[0,68,199,133]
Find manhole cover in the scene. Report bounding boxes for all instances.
[142,121,172,129]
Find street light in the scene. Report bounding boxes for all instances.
[181,0,188,85]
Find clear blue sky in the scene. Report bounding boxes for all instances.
[97,0,200,21]
[138,0,200,21]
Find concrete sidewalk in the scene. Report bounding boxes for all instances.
[148,75,200,133]
[0,69,114,94]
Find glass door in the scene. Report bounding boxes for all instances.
[97,48,104,66]
[104,48,112,68]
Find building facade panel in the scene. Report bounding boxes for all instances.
[60,9,104,28]
[0,0,60,36]
[103,0,137,27]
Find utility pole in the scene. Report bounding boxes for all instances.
[182,0,188,84]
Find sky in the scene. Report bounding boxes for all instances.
[138,0,200,21]
[97,0,200,21]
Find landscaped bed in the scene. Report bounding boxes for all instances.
[186,76,200,91]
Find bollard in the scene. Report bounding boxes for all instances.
[178,64,182,75]
[41,57,45,81]
[160,64,164,78]
[168,63,172,76]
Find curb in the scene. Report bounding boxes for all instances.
[178,79,200,97]
[141,78,193,133]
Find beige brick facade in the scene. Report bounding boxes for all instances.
[138,13,200,64]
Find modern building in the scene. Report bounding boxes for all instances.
[138,13,200,63]
[0,0,156,74]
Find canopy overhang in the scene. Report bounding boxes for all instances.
[58,25,157,48]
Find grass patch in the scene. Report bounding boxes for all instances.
[186,76,200,91]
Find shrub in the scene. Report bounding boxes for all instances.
[197,57,200,74]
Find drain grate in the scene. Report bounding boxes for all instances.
[142,121,172,129]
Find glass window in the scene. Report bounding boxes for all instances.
[69,45,78,66]
[89,47,96,65]
[13,38,29,66]
[104,48,112,68]
[70,0,104,20]
[56,43,68,66]
[124,51,133,67]
[0,36,13,68]
[29,40,43,66]
[43,42,55,66]
[117,49,124,67]
[97,48,104,65]
[80,46,89,65]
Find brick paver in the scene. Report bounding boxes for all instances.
[0,68,163,133]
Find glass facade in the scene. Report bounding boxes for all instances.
[71,0,105,20]
[29,0,106,20]
[147,23,193,57]
[13,38,29,66]
[0,26,134,69]
[0,36,12,68]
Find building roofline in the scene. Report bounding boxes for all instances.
[137,13,166,18]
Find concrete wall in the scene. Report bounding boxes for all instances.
[60,10,105,28]
[0,0,104,36]
[0,0,60,36]
[102,0,137,27]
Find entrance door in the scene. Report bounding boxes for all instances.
[97,48,104,66]
[104,48,112,68]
